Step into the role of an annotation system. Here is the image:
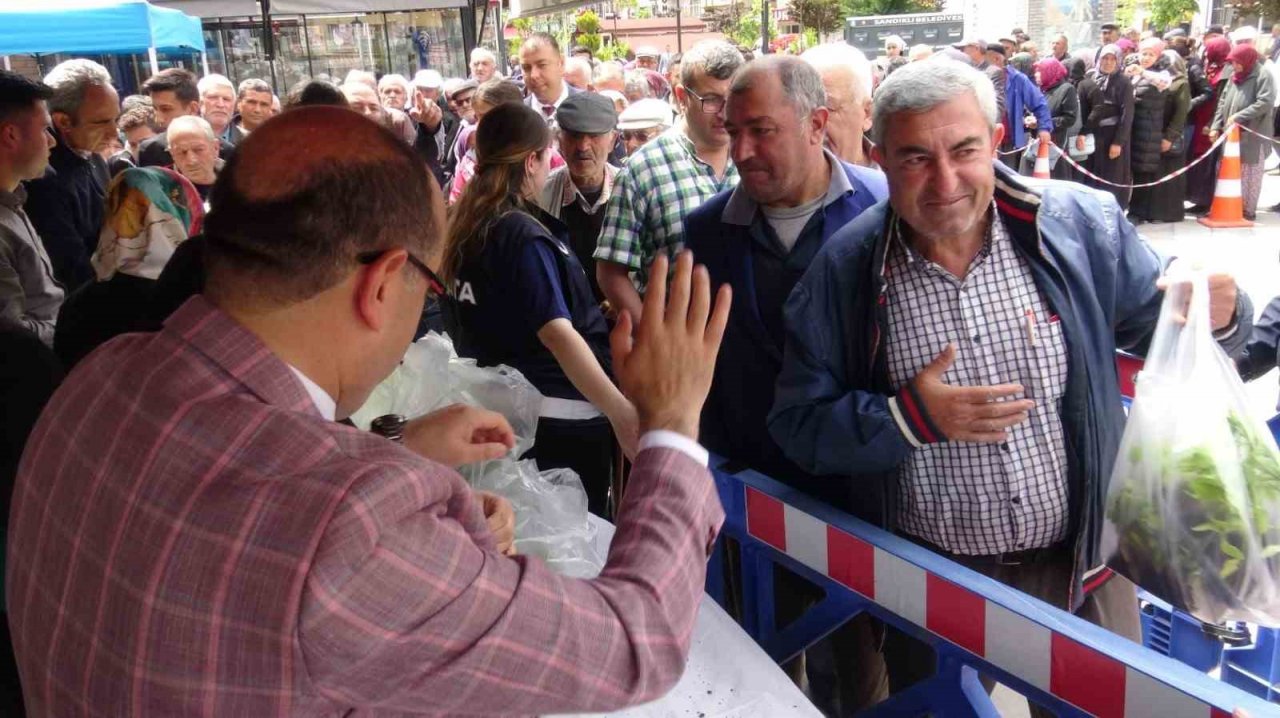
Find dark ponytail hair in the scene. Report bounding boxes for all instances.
[442,102,551,284]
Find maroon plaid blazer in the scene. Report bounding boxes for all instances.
[8,296,723,716]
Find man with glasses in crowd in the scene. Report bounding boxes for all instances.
[595,40,743,323]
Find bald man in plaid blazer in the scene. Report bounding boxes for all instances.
[7,107,731,716]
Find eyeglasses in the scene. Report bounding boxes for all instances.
[682,86,726,114]
[358,249,446,297]
[622,129,657,142]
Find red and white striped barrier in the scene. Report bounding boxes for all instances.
[744,487,1238,718]
[1054,128,1232,190]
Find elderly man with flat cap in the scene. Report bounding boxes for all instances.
[8,105,734,715]
[539,92,620,304]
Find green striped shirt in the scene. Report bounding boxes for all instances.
[594,125,738,291]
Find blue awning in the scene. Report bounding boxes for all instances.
[0,0,207,55]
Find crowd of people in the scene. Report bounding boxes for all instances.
[0,16,1278,718]
[878,23,1280,222]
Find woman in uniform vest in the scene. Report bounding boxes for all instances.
[441,102,636,517]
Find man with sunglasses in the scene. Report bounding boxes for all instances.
[596,40,743,324]
[8,106,736,715]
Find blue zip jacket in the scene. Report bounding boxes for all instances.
[1006,68,1055,148]
[767,162,1252,609]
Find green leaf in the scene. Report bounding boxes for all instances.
[1221,557,1242,579]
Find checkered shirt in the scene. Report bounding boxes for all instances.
[883,210,1070,556]
[594,125,739,291]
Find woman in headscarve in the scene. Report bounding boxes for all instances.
[1187,36,1232,213]
[53,167,204,369]
[1131,50,1190,223]
[1065,55,1089,90]
[1210,44,1276,220]
[1033,56,1079,180]
[1077,44,1135,208]
[1124,41,1168,223]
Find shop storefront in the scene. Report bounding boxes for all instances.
[6,4,473,95]
[200,10,469,93]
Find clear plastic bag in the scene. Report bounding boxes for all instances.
[1102,272,1280,626]
[351,333,606,576]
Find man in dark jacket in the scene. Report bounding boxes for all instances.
[686,56,888,715]
[767,61,1251,707]
[1238,295,1280,409]
[137,69,234,168]
[23,59,117,290]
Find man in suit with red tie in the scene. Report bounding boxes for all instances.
[7,106,732,716]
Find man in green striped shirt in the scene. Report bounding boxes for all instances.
[594,40,743,321]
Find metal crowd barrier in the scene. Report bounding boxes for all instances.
[704,457,1278,717]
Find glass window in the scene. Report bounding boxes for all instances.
[383,10,467,79]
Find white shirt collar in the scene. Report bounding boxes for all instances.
[287,364,337,421]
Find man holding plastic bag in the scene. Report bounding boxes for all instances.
[767,61,1252,699]
[1103,278,1280,626]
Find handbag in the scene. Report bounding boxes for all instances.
[1069,133,1096,159]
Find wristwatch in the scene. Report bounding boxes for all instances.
[370,414,407,443]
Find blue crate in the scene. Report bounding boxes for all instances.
[1138,591,1240,673]
[1222,627,1280,703]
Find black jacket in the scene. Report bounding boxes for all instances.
[1130,77,1166,174]
[137,132,235,168]
[22,131,109,291]
[1238,296,1280,410]
[1044,81,1080,148]
[414,108,459,188]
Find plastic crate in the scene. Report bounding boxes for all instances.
[1222,627,1280,703]
[1138,591,1245,673]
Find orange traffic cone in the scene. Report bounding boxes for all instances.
[1032,139,1051,179]
[1198,124,1253,228]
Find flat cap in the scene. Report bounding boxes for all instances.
[413,69,443,89]
[555,92,618,134]
[448,79,478,99]
[985,43,1007,56]
[618,98,673,130]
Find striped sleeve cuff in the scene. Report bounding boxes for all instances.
[887,384,947,448]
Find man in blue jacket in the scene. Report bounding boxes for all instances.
[685,55,888,714]
[998,47,1054,167]
[767,61,1251,705]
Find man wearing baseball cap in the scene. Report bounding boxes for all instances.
[539,93,621,303]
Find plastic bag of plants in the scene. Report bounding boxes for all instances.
[1102,271,1280,626]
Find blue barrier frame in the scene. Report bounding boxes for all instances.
[706,456,1278,717]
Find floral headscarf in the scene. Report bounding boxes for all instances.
[92,167,204,281]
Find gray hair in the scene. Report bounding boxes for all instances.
[594,62,624,85]
[624,70,653,99]
[196,73,235,97]
[42,59,113,116]
[730,56,827,118]
[237,78,272,98]
[870,60,998,146]
[166,114,216,144]
[343,69,377,90]
[680,40,745,87]
[801,42,873,101]
[377,73,410,93]
[471,47,497,65]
